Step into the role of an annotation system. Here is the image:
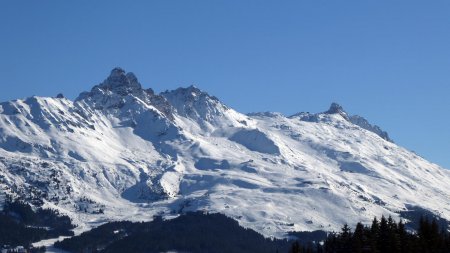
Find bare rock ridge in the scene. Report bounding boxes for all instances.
[325,102,349,119]
[290,102,392,142]
[326,102,392,142]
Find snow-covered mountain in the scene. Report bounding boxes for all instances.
[1,68,449,237]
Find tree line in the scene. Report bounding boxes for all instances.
[0,198,74,247]
[290,215,450,253]
[55,212,292,253]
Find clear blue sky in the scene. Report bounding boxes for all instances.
[1,1,449,169]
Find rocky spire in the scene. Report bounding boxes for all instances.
[76,68,144,101]
[325,102,349,120]
[326,103,345,114]
[99,67,142,93]
[75,68,175,120]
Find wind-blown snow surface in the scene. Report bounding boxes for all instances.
[1,68,449,238]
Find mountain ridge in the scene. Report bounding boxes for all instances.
[0,68,448,238]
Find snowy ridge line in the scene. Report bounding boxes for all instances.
[0,68,449,238]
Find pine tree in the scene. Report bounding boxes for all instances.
[378,216,389,252]
[418,216,432,252]
[339,224,352,253]
[387,216,400,253]
[368,217,380,253]
[397,220,410,253]
[290,241,301,253]
[351,222,365,253]
[325,233,338,253]
[429,218,441,252]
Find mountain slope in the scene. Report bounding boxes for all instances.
[0,68,449,238]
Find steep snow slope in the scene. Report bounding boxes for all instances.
[0,68,449,238]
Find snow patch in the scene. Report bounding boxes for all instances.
[229,129,280,155]
[0,136,33,153]
[194,158,230,170]
[160,171,181,198]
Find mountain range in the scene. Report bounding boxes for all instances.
[1,68,449,238]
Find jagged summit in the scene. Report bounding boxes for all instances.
[109,67,126,78]
[289,103,348,119]
[76,68,145,101]
[97,67,142,94]
[106,68,139,86]
[324,103,391,141]
[325,102,349,119]
[160,84,232,125]
[164,85,219,102]
[326,102,345,114]
[288,103,392,142]
[73,68,175,122]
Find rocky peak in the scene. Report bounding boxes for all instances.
[325,102,349,120]
[76,68,144,101]
[160,85,230,126]
[98,68,142,94]
[326,102,345,114]
[291,103,392,142]
[164,85,217,100]
[74,68,175,121]
[110,67,126,76]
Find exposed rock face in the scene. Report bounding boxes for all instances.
[291,102,392,142]
[349,115,392,142]
[325,102,349,120]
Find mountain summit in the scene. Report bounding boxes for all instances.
[325,102,348,117]
[104,67,141,88]
[77,67,145,100]
[323,102,391,141]
[0,68,448,237]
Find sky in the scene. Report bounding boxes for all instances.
[0,1,449,169]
